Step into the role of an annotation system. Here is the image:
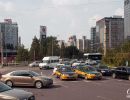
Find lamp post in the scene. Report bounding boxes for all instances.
[1,32,3,67]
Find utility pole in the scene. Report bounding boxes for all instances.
[1,32,3,67]
[52,37,53,56]
[104,25,107,56]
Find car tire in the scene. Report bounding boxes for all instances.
[128,75,130,80]
[35,81,43,89]
[112,73,116,79]
[6,80,13,87]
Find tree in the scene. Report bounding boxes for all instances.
[16,45,29,62]
[46,36,60,56]
[64,46,80,59]
[29,36,40,61]
[60,42,65,58]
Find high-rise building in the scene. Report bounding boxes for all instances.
[96,16,124,55]
[0,19,18,50]
[124,0,130,39]
[77,36,90,52]
[0,19,18,62]
[90,27,97,52]
[77,39,83,51]
[67,35,77,46]
[40,26,47,40]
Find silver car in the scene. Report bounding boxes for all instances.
[29,61,41,67]
[0,82,35,100]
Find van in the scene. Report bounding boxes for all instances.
[39,56,59,69]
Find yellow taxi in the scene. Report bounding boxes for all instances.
[54,66,78,80]
[74,65,102,80]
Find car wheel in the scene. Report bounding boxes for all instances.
[35,81,43,89]
[112,73,116,79]
[6,80,13,87]
[128,75,130,80]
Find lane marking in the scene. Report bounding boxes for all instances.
[97,96,112,100]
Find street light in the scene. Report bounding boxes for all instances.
[1,32,3,67]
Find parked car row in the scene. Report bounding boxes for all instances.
[53,65,102,80]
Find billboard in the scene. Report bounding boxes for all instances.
[40,26,46,35]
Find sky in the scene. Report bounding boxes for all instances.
[0,0,124,48]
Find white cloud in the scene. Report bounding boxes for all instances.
[0,1,15,12]
[115,8,124,17]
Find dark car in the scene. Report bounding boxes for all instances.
[0,82,35,100]
[96,65,112,76]
[112,66,130,80]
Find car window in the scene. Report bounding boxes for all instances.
[11,71,22,76]
[122,68,127,72]
[0,82,12,92]
[116,67,122,70]
[20,72,31,77]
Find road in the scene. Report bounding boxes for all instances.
[0,66,130,100]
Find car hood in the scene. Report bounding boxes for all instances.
[1,89,33,100]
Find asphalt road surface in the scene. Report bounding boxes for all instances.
[0,66,130,100]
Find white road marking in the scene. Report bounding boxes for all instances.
[97,96,112,100]
[83,80,91,83]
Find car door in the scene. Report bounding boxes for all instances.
[115,67,122,78]
[121,67,127,79]
[19,72,35,86]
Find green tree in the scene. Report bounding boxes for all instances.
[64,46,80,59]
[46,36,60,56]
[60,42,65,58]
[29,36,40,61]
[16,45,29,62]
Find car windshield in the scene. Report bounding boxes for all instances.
[83,66,96,71]
[61,67,73,72]
[42,60,49,63]
[30,71,40,76]
[0,82,12,92]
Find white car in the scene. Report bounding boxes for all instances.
[29,61,41,67]
[39,56,59,69]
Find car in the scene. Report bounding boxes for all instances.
[96,65,112,76]
[39,56,59,69]
[0,82,35,100]
[29,61,41,67]
[54,66,78,80]
[1,70,53,89]
[112,66,130,80]
[75,65,102,80]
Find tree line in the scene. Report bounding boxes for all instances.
[102,40,130,67]
[16,36,83,62]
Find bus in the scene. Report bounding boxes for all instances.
[84,53,102,63]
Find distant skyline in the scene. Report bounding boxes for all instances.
[0,0,124,48]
